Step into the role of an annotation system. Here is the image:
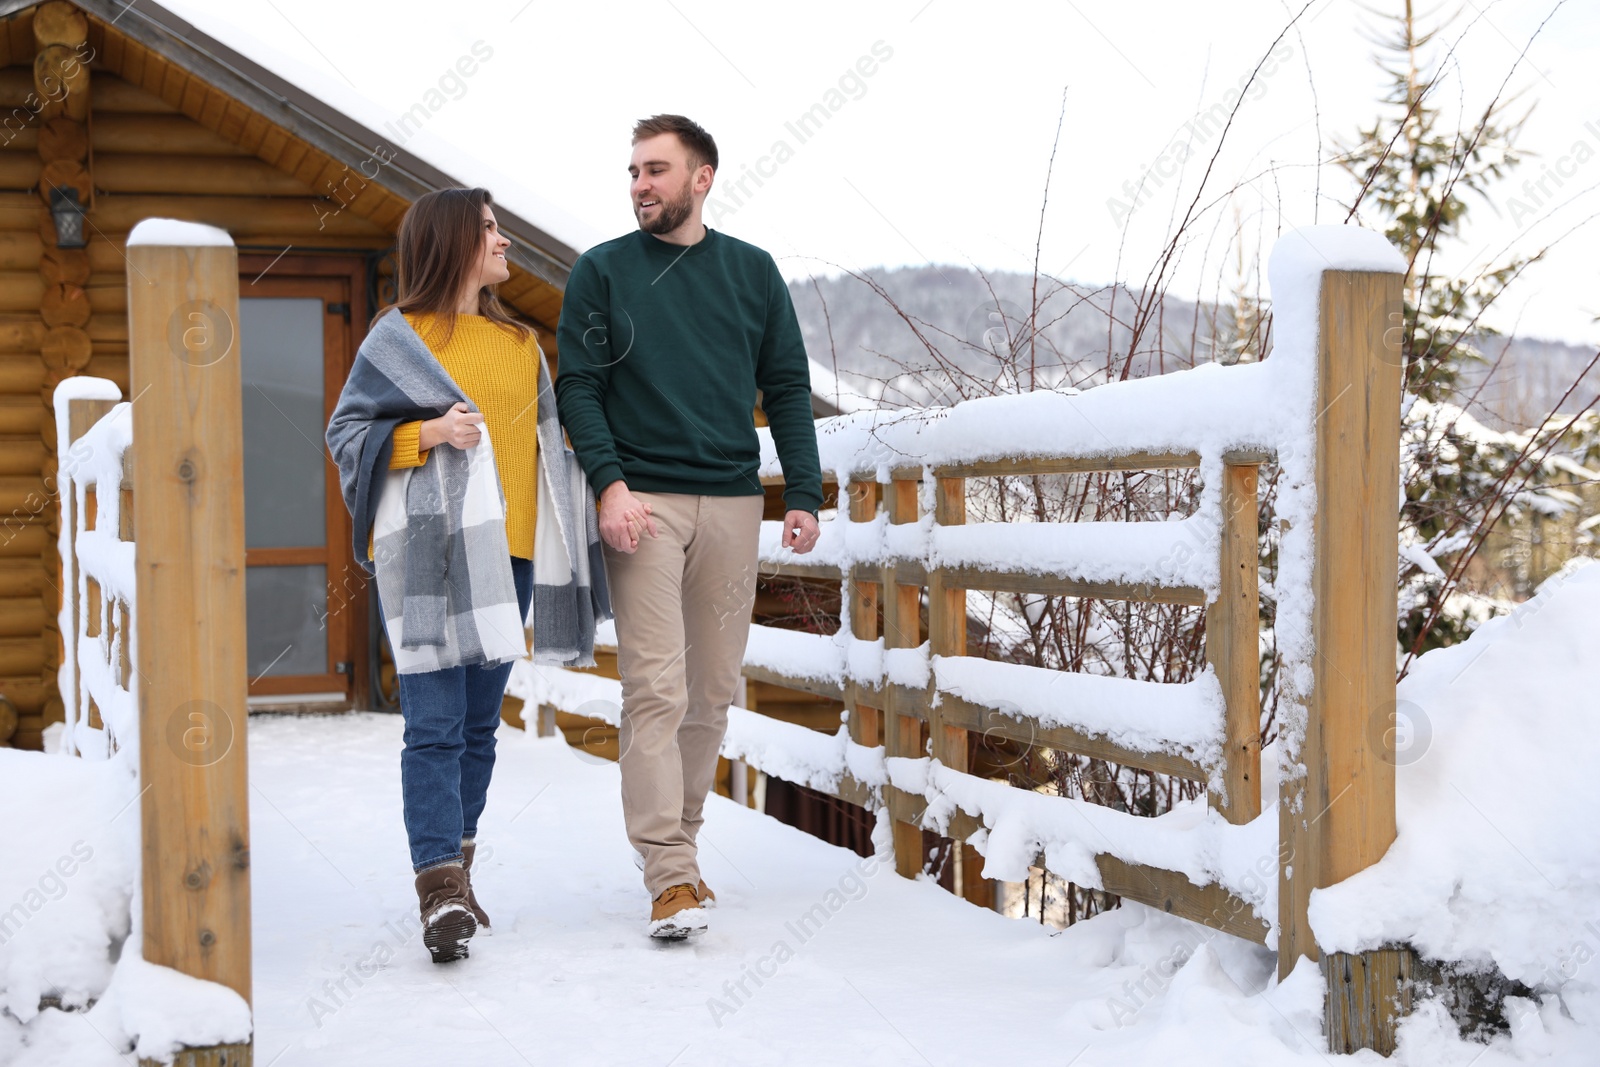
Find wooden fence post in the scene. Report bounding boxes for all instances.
[129,228,252,1066]
[846,479,881,749]
[928,475,989,905]
[62,396,118,747]
[882,474,924,878]
[1206,461,1262,824]
[1276,269,1404,1054]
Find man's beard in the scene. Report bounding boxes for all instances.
[637,180,693,235]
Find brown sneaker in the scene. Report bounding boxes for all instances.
[415,862,476,963]
[461,840,491,933]
[649,883,708,941]
[695,880,716,908]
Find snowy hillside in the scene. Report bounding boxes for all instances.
[790,266,1599,425]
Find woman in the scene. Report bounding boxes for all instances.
[327,188,608,964]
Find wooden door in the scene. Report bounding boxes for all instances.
[236,256,371,709]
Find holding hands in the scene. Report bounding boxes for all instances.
[599,481,659,553]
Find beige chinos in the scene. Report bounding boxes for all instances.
[604,489,764,897]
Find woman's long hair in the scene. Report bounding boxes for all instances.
[382,187,530,347]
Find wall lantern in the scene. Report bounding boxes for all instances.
[50,186,86,249]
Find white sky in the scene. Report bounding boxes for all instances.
[164,0,1600,347]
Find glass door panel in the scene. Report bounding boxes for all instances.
[240,297,326,550]
[246,564,329,677]
[238,276,353,703]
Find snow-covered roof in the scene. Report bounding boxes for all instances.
[29,0,869,407]
[29,0,597,287]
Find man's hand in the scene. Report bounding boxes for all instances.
[420,402,484,450]
[599,481,658,553]
[782,510,820,555]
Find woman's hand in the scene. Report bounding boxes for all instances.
[420,402,484,450]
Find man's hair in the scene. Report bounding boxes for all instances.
[631,114,718,172]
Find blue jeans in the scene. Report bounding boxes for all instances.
[391,556,533,872]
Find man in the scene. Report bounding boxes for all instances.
[555,115,823,940]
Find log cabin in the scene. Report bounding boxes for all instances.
[0,0,851,751]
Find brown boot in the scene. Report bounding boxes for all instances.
[649,883,708,941]
[695,880,716,908]
[461,840,491,933]
[415,862,476,963]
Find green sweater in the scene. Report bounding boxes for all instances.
[554,227,824,514]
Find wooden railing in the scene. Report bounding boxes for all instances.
[748,447,1268,918]
[521,228,1409,1055]
[54,223,252,1066]
[54,380,132,758]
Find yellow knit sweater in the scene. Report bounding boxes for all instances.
[373,312,539,559]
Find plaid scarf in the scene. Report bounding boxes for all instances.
[327,309,609,674]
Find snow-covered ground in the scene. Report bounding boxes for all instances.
[4,560,1600,1064]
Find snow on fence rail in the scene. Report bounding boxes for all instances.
[50,221,254,1063]
[53,379,135,759]
[519,226,1412,1055]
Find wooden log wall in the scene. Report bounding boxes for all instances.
[0,3,89,750]
[0,4,357,746]
[0,0,568,746]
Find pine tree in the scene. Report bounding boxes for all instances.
[1338,2,1597,662]
[1336,0,1528,401]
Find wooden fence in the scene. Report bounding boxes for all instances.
[785,265,1402,1050]
[774,268,1401,1049]
[750,447,1269,911]
[528,252,1407,1054]
[770,266,1403,1050]
[56,225,252,1067]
